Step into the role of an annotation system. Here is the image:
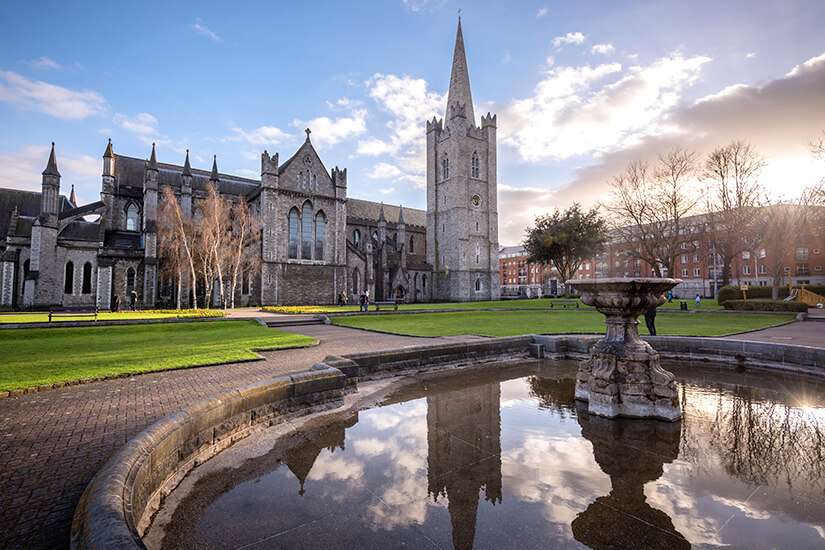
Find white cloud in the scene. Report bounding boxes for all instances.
[366,162,402,179]
[192,18,222,42]
[25,57,62,70]
[401,0,445,12]
[746,52,756,59]
[553,32,585,47]
[114,112,158,136]
[230,125,291,146]
[0,70,106,119]
[786,51,825,77]
[537,7,548,18]
[293,108,367,149]
[0,144,100,204]
[378,187,396,195]
[591,43,615,55]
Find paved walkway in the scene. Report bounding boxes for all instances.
[0,320,476,549]
[723,316,825,348]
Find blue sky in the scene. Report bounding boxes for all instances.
[1,0,824,244]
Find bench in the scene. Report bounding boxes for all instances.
[549,300,579,309]
[49,306,99,323]
[373,301,399,311]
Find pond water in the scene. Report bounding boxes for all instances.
[155,360,825,549]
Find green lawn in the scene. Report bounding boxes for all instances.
[331,309,788,338]
[264,297,721,314]
[0,309,226,324]
[0,320,316,392]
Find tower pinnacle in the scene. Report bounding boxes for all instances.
[42,142,60,177]
[446,18,474,124]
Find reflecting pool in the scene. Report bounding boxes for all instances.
[154,360,825,549]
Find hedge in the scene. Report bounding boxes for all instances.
[721,299,808,312]
[717,284,825,304]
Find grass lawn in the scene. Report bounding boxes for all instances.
[0,320,316,392]
[0,309,226,324]
[264,297,722,314]
[331,309,789,338]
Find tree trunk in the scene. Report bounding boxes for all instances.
[176,269,182,310]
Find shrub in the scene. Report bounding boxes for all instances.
[721,299,807,312]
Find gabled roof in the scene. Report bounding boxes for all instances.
[347,198,426,227]
[59,220,101,242]
[0,188,72,241]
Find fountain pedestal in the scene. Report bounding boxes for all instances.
[567,278,682,421]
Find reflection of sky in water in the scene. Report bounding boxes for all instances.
[174,361,825,550]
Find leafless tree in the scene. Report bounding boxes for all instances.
[159,186,199,309]
[703,140,767,287]
[754,202,808,299]
[226,198,261,308]
[605,146,702,277]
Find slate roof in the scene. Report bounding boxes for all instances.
[0,188,73,241]
[59,220,101,242]
[114,154,260,199]
[347,198,425,227]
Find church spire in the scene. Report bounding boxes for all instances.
[69,184,77,206]
[446,17,475,124]
[210,155,219,182]
[182,149,192,177]
[42,142,60,177]
[147,143,158,171]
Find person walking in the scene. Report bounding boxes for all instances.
[667,291,673,303]
[359,291,366,312]
[130,290,138,311]
[364,291,370,312]
[695,294,701,308]
[644,307,657,336]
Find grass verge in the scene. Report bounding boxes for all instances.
[0,320,315,392]
[331,309,789,338]
[0,309,227,324]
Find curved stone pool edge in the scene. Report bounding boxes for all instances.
[70,334,825,549]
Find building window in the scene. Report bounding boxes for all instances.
[759,264,766,274]
[82,262,92,294]
[694,268,701,277]
[312,174,317,190]
[814,249,821,255]
[475,277,482,292]
[299,172,304,188]
[759,249,766,258]
[796,248,809,260]
[681,269,688,277]
[797,264,810,276]
[126,203,139,231]
[471,152,479,179]
[242,270,250,294]
[314,211,326,261]
[409,235,414,253]
[126,267,136,295]
[743,265,751,275]
[680,242,688,250]
[441,154,449,181]
[372,230,378,243]
[681,255,687,264]
[693,254,699,263]
[422,275,427,292]
[476,244,480,264]
[742,251,751,260]
[301,202,313,260]
[353,229,360,247]
[288,207,299,259]
[64,261,74,294]
[816,265,823,272]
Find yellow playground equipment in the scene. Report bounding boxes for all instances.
[785,276,825,308]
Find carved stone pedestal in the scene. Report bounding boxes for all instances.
[567,278,682,421]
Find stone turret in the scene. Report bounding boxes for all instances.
[40,142,60,224]
[181,150,193,217]
[143,143,159,307]
[101,139,115,230]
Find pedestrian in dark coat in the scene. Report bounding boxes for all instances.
[130,291,138,311]
[644,307,657,336]
[359,291,366,312]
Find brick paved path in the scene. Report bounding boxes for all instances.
[0,322,473,549]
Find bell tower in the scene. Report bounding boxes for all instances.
[426,18,500,301]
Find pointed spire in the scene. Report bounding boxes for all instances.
[446,18,475,124]
[398,205,405,225]
[103,138,114,159]
[378,201,386,222]
[182,149,192,177]
[210,155,219,181]
[69,184,77,206]
[147,143,158,171]
[42,142,60,177]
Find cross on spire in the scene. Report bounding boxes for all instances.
[305,128,311,141]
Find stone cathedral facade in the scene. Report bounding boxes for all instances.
[0,20,498,309]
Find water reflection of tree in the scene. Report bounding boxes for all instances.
[681,384,825,496]
[527,375,577,414]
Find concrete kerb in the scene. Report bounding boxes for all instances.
[70,333,825,550]
[0,315,229,330]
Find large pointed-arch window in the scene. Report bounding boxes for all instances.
[441,154,449,181]
[82,262,93,294]
[288,207,300,259]
[64,261,74,294]
[299,172,305,188]
[126,267,136,295]
[312,174,317,190]
[475,276,483,292]
[471,152,480,179]
[314,211,326,261]
[126,203,139,231]
[301,201,313,260]
[409,235,414,254]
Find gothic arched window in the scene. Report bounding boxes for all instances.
[475,276,482,292]
[312,174,317,190]
[422,275,427,292]
[299,172,304,188]
[353,229,360,247]
[126,203,139,231]
[471,152,480,179]
[441,154,449,181]
[301,201,313,260]
[288,207,300,259]
[82,262,92,294]
[409,235,414,254]
[64,261,74,294]
[372,230,378,243]
[314,211,326,261]
[126,267,136,294]
[476,244,480,265]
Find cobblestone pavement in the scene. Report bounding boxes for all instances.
[0,323,475,549]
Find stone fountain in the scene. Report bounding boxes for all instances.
[566,278,682,421]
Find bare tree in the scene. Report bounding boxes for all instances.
[226,198,261,308]
[605,146,702,277]
[703,140,767,287]
[197,183,231,308]
[756,202,806,299]
[159,186,199,309]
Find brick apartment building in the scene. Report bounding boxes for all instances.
[500,207,825,298]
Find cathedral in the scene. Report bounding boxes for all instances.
[0,20,499,309]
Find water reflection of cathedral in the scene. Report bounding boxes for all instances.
[427,381,503,550]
